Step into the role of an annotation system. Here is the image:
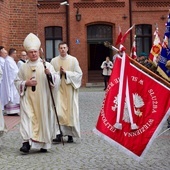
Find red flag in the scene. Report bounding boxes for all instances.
[94,55,170,161]
[130,35,137,60]
[115,26,122,46]
[149,27,162,66]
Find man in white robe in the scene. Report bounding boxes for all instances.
[1,48,20,115]
[14,33,60,153]
[0,46,8,70]
[17,51,28,69]
[51,42,82,143]
[0,67,6,137]
[0,46,8,111]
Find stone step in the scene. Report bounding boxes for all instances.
[88,70,103,83]
[86,82,104,87]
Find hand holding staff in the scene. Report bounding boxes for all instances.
[40,48,64,145]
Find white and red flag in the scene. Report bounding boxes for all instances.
[115,24,135,46]
[121,24,135,44]
[130,35,137,60]
[149,27,162,66]
[115,26,123,46]
[94,51,170,161]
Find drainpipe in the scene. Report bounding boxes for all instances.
[66,0,69,46]
[129,0,133,47]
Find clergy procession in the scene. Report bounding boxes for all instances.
[0,33,83,154]
[0,11,170,170]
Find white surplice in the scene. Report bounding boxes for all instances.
[14,58,60,149]
[0,57,5,109]
[0,67,7,137]
[1,56,20,114]
[51,55,83,138]
[0,57,5,70]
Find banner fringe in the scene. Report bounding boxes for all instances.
[93,108,170,162]
[93,128,144,162]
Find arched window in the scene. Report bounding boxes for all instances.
[135,24,152,56]
[45,26,62,61]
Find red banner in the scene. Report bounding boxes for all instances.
[94,57,170,160]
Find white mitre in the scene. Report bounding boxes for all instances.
[23,33,41,51]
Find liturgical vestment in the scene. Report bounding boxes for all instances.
[51,55,83,138]
[0,67,6,137]
[15,58,60,149]
[1,56,20,114]
[0,57,5,110]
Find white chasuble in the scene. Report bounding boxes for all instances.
[15,58,60,149]
[51,55,83,138]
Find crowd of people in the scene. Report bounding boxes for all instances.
[0,33,83,153]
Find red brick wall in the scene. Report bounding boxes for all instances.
[69,0,130,85]
[131,0,168,38]
[9,0,37,56]
[0,0,169,85]
[37,2,67,55]
[0,0,10,48]
[69,0,169,85]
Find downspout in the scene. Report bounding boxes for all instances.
[129,0,133,47]
[66,0,69,46]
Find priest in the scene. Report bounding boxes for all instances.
[0,67,6,137]
[0,46,8,111]
[51,42,82,143]
[1,48,20,115]
[15,33,60,153]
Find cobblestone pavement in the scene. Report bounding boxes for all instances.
[0,87,170,170]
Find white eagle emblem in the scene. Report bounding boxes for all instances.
[112,93,144,123]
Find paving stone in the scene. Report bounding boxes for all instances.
[0,87,169,170]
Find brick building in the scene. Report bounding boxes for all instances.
[0,0,169,86]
